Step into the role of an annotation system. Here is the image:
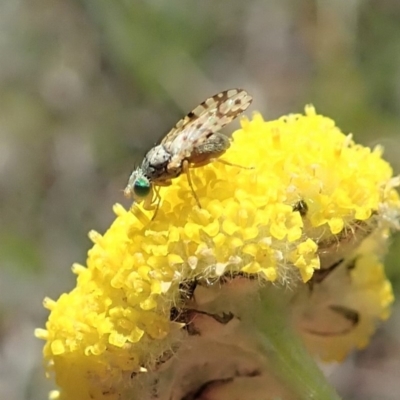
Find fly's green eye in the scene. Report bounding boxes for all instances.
[133,177,151,198]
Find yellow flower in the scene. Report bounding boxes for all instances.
[35,106,400,400]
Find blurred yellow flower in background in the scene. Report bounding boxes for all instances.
[35,106,400,400]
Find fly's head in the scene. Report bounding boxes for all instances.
[124,167,152,202]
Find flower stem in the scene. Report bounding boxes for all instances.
[247,287,342,400]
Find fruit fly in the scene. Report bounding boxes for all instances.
[124,89,253,214]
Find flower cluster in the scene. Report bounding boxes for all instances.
[36,106,400,400]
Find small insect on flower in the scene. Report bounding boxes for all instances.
[124,89,253,216]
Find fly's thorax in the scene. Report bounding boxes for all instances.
[124,168,152,201]
[164,154,184,178]
[142,145,172,180]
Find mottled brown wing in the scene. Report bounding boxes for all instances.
[161,89,252,156]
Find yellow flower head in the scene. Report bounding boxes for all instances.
[36,106,400,400]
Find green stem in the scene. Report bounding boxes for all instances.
[247,287,342,400]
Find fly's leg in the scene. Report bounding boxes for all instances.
[139,186,156,211]
[212,158,254,170]
[182,160,202,208]
[150,186,162,220]
[138,183,169,221]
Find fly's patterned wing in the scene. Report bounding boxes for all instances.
[161,89,252,156]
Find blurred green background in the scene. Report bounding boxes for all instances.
[1,1,400,399]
